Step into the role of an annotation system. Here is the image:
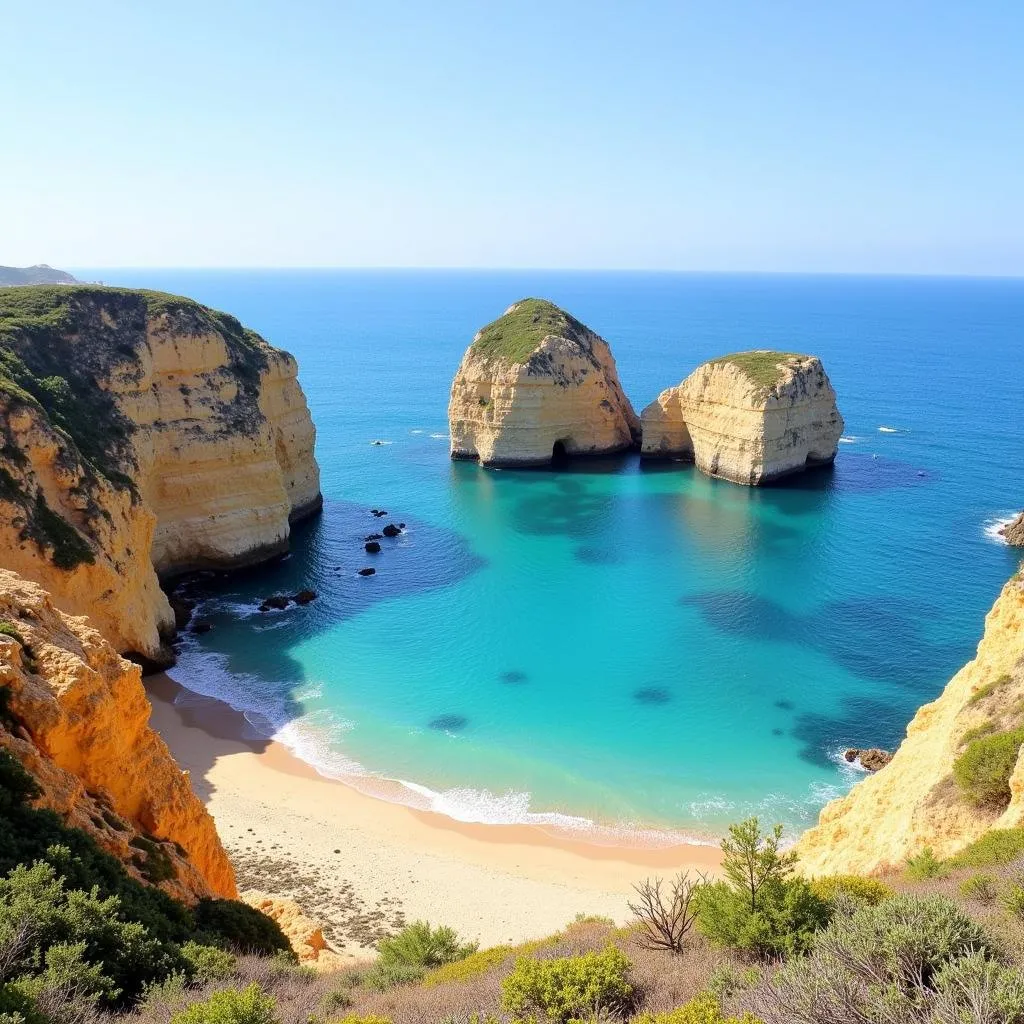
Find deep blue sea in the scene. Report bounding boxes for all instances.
[85,270,1024,840]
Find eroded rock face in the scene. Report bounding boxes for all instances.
[241,892,344,968]
[0,287,321,660]
[640,352,843,485]
[449,298,639,467]
[0,569,235,901]
[797,570,1024,875]
[1001,512,1024,546]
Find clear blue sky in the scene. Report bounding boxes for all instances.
[4,1,1023,273]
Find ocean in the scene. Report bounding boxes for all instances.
[85,269,1024,840]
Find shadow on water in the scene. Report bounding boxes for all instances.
[158,498,485,786]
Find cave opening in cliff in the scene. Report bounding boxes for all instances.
[551,440,569,467]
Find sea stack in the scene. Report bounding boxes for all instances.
[448,298,639,467]
[640,351,843,485]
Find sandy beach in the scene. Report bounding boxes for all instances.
[146,675,722,958]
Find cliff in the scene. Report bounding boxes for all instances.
[0,286,320,662]
[640,351,843,485]
[0,568,236,902]
[0,265,78,287]
[797,569,1024,875]
[448,298,639,467]
[1001,511,1024,546]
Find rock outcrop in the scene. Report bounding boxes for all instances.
[0,568,235,902]
[640,352,843,485]
[1001,512,1024,546]
[448,298,639,467]
[797,570,1024,875]
[0,286,321,662]
[242,892,344,968]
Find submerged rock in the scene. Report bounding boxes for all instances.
[1001,512,1024,546]
[843,747,893,772]
[292,589,317,605]
[448,298,639,467]
[259,594,291,612]
[357,567,376,577]
[641,351,843,485]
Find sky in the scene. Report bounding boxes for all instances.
[3,1,1023,273]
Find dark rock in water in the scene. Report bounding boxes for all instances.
[190,621,213,635]
[634,687,671,705]
[500,670,528,684]
[169,596,195,631]
[293,589,317,605]
[365,533,383,541]
[357,567,376,576]
[1001,511,1024,546]
[844,747,893,772]
[370,509,388,517]
[365,541,381,554]
[774,699,795,711]
[429,714,468,731]
[772,727,783,736]
[382,523,402,537]
[398,522,406,529]
[259,594,291,612]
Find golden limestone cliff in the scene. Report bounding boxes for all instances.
[0,286,321,661]
[0,568,235,901]
[449,298,639,467]
[640,352,843,485]
[797,570,1024,875]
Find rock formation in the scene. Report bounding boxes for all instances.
[843,747,893,772]
[640,352,843,485]
[797,569,1024,875]
[0,568,235,902]
[242,892,345,968]
[1000,512,1024,546]
[448,298,639,467]
[0,286,321,662]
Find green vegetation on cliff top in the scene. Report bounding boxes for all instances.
[471,297,593,364]
[0,286,276,571]
[708,351,810,392]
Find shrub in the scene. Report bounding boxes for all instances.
[361,961,426,992]
[1001,881,1024,920]
[636,992,764,1024]
[706,966,761,1000]
[760,894,997,1024]
[422,945,512,986]
[953,727,1024,809]
[180,941,238,982]
[930,952,1024,1021]
[958,873,999,904]
[192,900,289,956]
[169,984,277,1024]
[719,819,796,913]
[501,945,634,1023]
[969,673,1012,704]
[948,827,1024,868]
[333,1017,393,1024]
[808,875,894,908]
[904,846,946,880]
[629,871,704,953]
[376,921,477,973]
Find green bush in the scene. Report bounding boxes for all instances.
[1001,881,1024,920]
[958,872,999,903]
[0,982,49,1024]
[931,952,1024,1021]
[361,961,427,992]
[635,992,763,1024]
[423,944,512,986]
[501,945,633,1023]
[192,900,290,956]
[180,942,237,982]
[953,727,1024,809]
[808,874,893,908]
[373,921,476,982]
[169,984,277,1024]
[947,827,1024,867]
[904,846,946,880]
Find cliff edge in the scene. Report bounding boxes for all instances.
[448,298,639,467]
[0,568,236,901]
[640,351,843,485]
[0,286,320,662]
[797,568,1024,875]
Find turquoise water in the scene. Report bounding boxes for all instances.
[92,270,1024,838]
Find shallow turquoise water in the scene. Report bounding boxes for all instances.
[90,270,1024,837]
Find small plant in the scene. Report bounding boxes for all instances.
[376,921,477,973]
[628,871,705,953]
[968,673,1012,704]
[958,873,999,904]
[904,846,946,880]
[706,965,761,1000]
[808,875,894,908]
[1000,879,1024,920]
[423,945,512,986]
[953,727,1024,809]
[169,983,277,1024]
[180,941,237,982]
[947,827,1024,867]
[720,818,797,912]
[636,992,764,1024]
[501,945,633,1023]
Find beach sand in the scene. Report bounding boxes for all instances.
[146,675,722,959]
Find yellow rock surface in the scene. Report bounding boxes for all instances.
[241,892,344,967]
[0,289,320,659]
[796,571,1024,875]
[0,568,235,900]
[640,353,843,485]
[449,299,639,467]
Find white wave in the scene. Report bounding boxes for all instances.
[839,436,858,444]
[410,429,424,435]
[878,425,900,433]
[984,513,1021,545]
[429,432,449,440]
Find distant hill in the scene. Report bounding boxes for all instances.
[0,264,79,286]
